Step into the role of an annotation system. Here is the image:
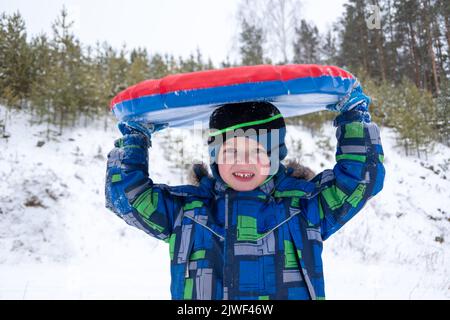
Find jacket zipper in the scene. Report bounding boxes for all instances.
[223,193,230,299]
[184,215,224,240]
[225,193,229,229]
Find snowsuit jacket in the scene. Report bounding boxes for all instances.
[105,110,385,300]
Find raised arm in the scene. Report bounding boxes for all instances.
[105,124,182,241]
[305,87,385,240]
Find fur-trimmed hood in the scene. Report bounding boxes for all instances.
[188,160,316,186]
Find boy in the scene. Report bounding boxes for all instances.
[105,88,385,300]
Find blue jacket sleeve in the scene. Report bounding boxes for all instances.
[305,110,385,240]
[105,133,182,241]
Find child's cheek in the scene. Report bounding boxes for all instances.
[257,155,271,176]
[258,164,270,176]
[218,163,232,179]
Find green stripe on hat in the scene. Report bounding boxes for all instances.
[208,113,283,137]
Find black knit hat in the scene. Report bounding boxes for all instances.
[209,101,285,135]
[208,101,288,178]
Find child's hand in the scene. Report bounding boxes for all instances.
[117,121,167,147]
[328,82,371,113]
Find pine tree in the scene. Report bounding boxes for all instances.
[422,0,440,94]
[383,0,401,83]
[126,47,151,85]
[105,45,129,100]
[179,53,198,72]
[95,42,114,113]
[0,11,32,108]
[292,19,320,64]
[390,78,436,157]
[29,33,53,123]
[320,28,338,65]
[149,53,169,78]
[195,48,205,71]
[206,58,214,70]
[81,44,107,122]
[239,19,265,65]
[337,0,370,71]
[431,2,447,80]
[435,80,450,146]
[394,0,422,88]
[31,6,89,134]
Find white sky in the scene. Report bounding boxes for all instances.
[0,0,348,65]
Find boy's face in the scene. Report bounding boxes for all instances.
[217,137,271,191]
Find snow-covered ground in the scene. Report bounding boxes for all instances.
[0,105,448,299]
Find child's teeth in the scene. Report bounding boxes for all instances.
[234,172,253,178]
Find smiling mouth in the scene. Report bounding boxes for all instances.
[232,172,255,180]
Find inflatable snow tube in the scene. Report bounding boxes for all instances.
[110,64,358,128]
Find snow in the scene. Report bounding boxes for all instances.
[0,105,449,300]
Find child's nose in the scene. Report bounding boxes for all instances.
[235,149,250,164]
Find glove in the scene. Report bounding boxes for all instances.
[329,81,371,113]
[117,121,168,147]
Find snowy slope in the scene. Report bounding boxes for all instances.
[0,105,448,299]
